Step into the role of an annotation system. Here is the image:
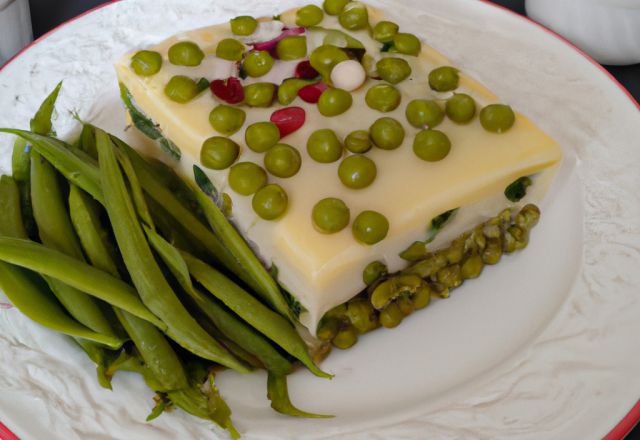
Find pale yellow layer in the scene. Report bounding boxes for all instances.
[116,6,562,332]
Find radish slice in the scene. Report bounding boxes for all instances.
[210,77,244,104]
[295,60,320,79]
[271,107,306,138]
[298,82,331,104]
[253,27,305,52]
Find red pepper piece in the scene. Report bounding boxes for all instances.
[270,107,305,139]
[295,60,320,79]
[210,77,244,104]
[297,82,331,104]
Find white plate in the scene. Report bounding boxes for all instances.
[1,0,640,439]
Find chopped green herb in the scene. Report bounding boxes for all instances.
[196,78,210,92]
[504,176,533,202]
[426,208,458,244]
[380,41,397,53]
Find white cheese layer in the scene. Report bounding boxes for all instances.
[115,7,562,334]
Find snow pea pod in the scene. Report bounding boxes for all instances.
[179,251,332,379]
[0,176,28,240]
[11,138,38,240]
[29,80,62,136]
[94,127,249,374]
[0,237,164,328]
[193,165,294,322]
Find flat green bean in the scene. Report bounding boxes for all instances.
[180,251,332,379]
[0,236,165,328]
[94,127,249,374]
[11,137,38,240]
[30,81,62,135]
[76,123,99,161]
[0,175,28,239]
[74,339,113,390]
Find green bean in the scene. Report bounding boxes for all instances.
[0,129,104,205]
[94,127,250,374]
[0,176,28,239]
[0,261,122,348]
[267,372,334,418]
[0,236,164,328]
[11,137,38,240]
[31,150,120,340]
[179,251,332,379]
[74,339,113,390]
[30,80,62,135]
[75,123,99,160]
[192,165,294,321]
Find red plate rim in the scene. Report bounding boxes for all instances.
[0,1,639,439]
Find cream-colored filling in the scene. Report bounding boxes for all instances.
[115,6,562,334]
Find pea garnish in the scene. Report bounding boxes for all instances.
[318,88,353,116]
[209,104,246,135]
[228,162,268,196]
[363,261,386,285]
[446,93,476,124]
[243,83,276,107]
[429,66,460,92]
[200,136,240,170]
[243,51,275,77]
[307,129,344,163]
[252,184,288,220]
[339,1,369,31]
[276,36,308,61]
[480,104,516,133]
[393,33,421,56]
[168,42,205,66]
[164,75,201,103]
[345,130,372,154]
[216,38,246,61]
[365,84,401,113]
[413,129,451,162]
[245,122,280,152]
[264,144,302,178]
[370,117,405,150]
[296,5,325,27]
[312,198,350,234]
[323,0,351,15]
[373,21,399,43]
[405,99,444,128]
[376,57,411,84]
[230,15,258,36]
[352,210,389,245]
[310,45,350,80]
[338,155,377,189]
[131,50,162,76]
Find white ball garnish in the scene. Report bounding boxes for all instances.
[330,60,366,92]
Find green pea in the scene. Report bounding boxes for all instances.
[310,45,350,80]
[332,324,358,349]
[296,5,324,27]
[365,84,401,113]
[379,302,404,328]
[461,255,483,279]
[352,210,389,245]
[376,57,411,84]
[209,104,246,136]
[164,75,201,103]
[339,2,368,31]
[405,99,443,128]
[480,104,516,133]
[278,78,318,105]
[200,137,240,170]
[363,261,386,285]
[245,122,280,153]
[230,16,258,36]
[222,193,233,216]
[411,286,431,310]
[252,184,288,220]
[338,155,377,189]
[264,144,301,178]
[413,129,451,162]
[168,42,205,66]
[429,66,460,92]
[307,129,343,163]
[373,21,399,43]
[276,36,308,61]
[318,88,353,116]
[370,117,405,150]
[131,50,163,76]
[446,93,476,124]
[397,296,415,316]
[243,50,275,77]
[394,33,421,56]
[216,38,246,61]
[312,198,350,234]
[228,162,268,196]
[345,130,372,154]
[323,0,350,15]
[242,83,276,107]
